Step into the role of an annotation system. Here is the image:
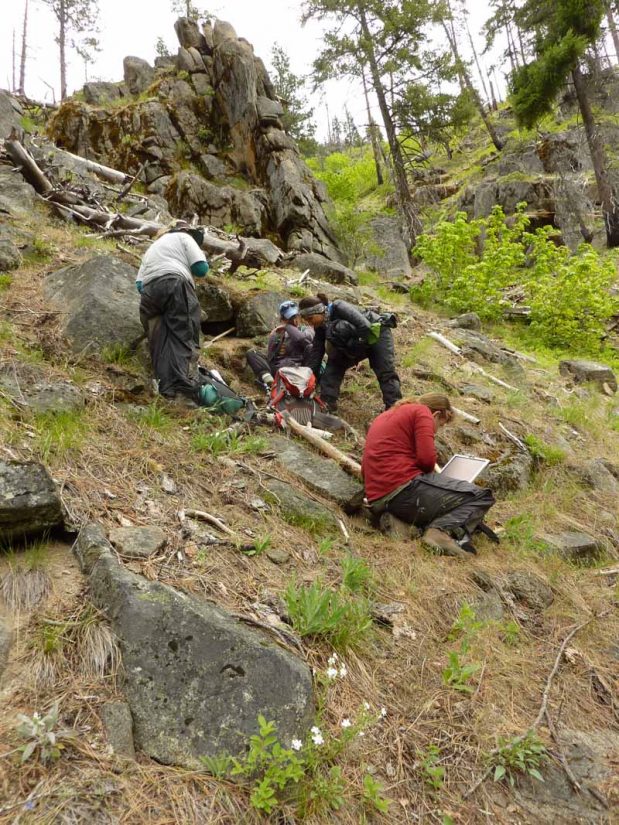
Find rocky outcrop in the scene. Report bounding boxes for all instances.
[290,252,357,286]
[48,18,343,264]
[0,460,63,541]
[0,239,22,271]
[364,215,411,278]
[44,255,143,355]
[0,90,23,139]
[0,362,84,414]
[559,359,617,392]
[74,524,314,767]
[235,291,287,337]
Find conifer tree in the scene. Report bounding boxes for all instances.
[270,44,317,151]
[41,0,99,100]
[510,0,619,246]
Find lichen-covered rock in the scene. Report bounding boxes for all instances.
[542,531,604,562]
[0,168,36,216]
[235,291,286,337]
[44,255,142,355]
[0,89,23,138]
[268,436,363,508]
[559,359,617,392]
[447,312,482,331]
[504,570,554,611]
[101,702,135,759]
[195,282,234,325]
[291,252,357,286]
[174,17,207,51]
[74,524,314,767]
[483,451,532,498]
[264,479,339,533]
[123,56,155,96]
[0,239,22,272]
[109,526,167,560]
[0,616,12,678]
[0,460,63,541]
[365,215,411,278]
[0,362,84,414]
[83,82,123,105]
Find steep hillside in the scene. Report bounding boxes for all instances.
[0,39,618,825]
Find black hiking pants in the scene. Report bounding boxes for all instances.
[246,350,272,383]
[139,274,202,401]
[385,473,495,538]
[321,327,401,410]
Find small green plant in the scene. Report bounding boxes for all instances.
[418,744,445,791]
[242,534,271,557]
[285,580,373,651]
[34,409,87,461]
[200,753,234,778]
[101,342,134,366]
[289,284,308,298]
[340,554,372,594]
[523,434,566,466]
[503,514,548,555]
[131,401,173,431]
[16,703,73,763]
[230,715,305,814]
[30,237,55,261]
[0,274,12,290]
[449,602,484,640]
[491,731,547,786]
[501,620,521,647]
[362,773,390,814]
[318,537,337,556]
[191,428,266,457]
[442,649,480,694]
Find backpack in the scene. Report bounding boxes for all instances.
[268,366,324,427]
[197,367,251,417]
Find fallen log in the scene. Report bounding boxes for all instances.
[283,413,362,479]
[52,146,130,185]
[5,137,53,194]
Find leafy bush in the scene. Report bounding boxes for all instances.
[285,580,373,651]
[491,731,547,785]
[16,703,74,764]
[340,554,373,594]
[523,434,566,465]
[413,205,618,351]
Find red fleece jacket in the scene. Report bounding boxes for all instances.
[362,404,437,502]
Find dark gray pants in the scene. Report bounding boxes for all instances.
[321,327,401,409]
[139,274,202,400]
[386,473,495,537]
[246,349,272,382]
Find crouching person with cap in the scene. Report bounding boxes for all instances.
[246,300,314,391]
[136,222,211,405]
[362,394,495,558]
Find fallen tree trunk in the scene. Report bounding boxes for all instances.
[283,414,363,480]
[5,138,53,194]
[52,146,130,184]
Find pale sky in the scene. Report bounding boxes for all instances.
[0,0,502,140]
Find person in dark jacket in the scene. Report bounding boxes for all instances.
[137,222,211,405]
[299,293,401,412]
[246,300,314,391]
[362,394,495,557]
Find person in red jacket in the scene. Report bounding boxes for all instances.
[362,393,495,557]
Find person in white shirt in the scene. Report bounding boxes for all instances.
[137,223,210,403]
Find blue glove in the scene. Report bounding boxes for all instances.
[136,280,144,294]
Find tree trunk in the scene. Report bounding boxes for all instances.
[12,29,17,93]
[607,3,619,62]
[572,64,619,247]
[442,20,504,151]
[489,78,498,110]
[358,5,419,246]
[504,24,517,74]
[361,67,383,186]
[59,0,67,101]
[506,22,520,69]
[18,0,28,96]
[465,18,490,104]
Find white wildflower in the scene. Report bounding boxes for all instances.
[380,707,387,718]
[311,726,321,735]
[341,718,352,729]
[358,730,366,737]
[363,701,371,711]
[311,729,324,746]
[291,739,303,751]
[327,653,339,665]
[338,664,348,678]
[326,666,338,679]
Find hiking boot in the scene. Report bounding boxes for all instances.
[422,527,470,559]
[323,399,338,413]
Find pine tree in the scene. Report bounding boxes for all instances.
[270,44,317,151]
[41,0,100,100]
[18,0,29,97]
[510,0,619,246]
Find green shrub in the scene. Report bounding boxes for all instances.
[340,554,372,594]
[523,434,566,465]
[490,731,547,785]
[413,205,618,351]
[284,580,373,651]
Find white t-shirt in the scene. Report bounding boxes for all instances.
[137,232,207,287]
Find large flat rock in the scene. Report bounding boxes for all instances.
[264,478,339,534]
[74,524,314,767]
[559,359,617,392]
[0,460,63,542]
[44,255,142,355]
[0,362,84,415]
[542,531,604,562]
[268,435,363,507]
